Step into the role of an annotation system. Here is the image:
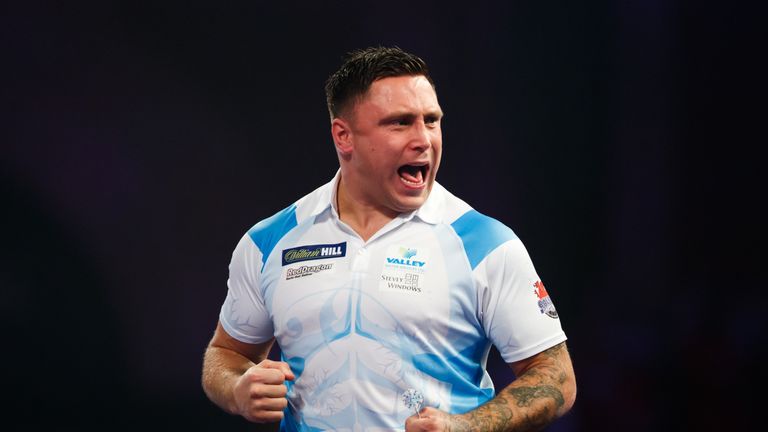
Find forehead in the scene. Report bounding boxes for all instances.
[356,75,440,114]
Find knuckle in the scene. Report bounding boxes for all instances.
[249,405,265,418]
[252,383,269,396]
[244,369,263,382]
[247,368,282,384]
[250,397,266,410]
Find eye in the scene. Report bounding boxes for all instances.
[425,115,440,126]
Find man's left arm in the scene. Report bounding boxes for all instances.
[405,341,576,432]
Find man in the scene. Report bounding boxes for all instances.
[202,46,576,431]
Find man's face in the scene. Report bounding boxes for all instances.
[341,75,443,214]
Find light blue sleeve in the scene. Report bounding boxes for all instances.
[219,234,275,344]
[478,239,566,363]
[451,210,566,363]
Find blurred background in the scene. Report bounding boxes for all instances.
[2,0,764,430]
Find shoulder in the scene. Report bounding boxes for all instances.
[246,180,333,253]
[435,184,518,270]
[247,203,299,252]
[450,209,518,270]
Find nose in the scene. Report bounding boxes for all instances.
[410,119,433,151]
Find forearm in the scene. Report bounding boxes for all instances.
[201,345,257,414]
[450,342,576,432]
[451,368,567,431]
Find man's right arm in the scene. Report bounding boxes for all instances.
[202,321,294,423]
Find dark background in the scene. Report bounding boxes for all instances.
[2,0,765,430]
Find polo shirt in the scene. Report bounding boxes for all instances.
[219,172,566,431]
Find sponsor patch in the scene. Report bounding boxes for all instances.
[282,242,346,266]
[379,246,428,294]
[534,280,559,319]
[380,272,422,293]
[285,263,334,280]
[384,246,427,269]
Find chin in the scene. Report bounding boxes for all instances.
[392,194,428,213]
[387,179,434,213]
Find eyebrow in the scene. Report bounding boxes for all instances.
[378,110,443,126]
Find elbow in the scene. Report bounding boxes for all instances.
[559,372,577,416]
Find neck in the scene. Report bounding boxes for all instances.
[336,175,398,242]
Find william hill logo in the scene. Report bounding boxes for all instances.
[282,242,346,266]
[385,247,426,267]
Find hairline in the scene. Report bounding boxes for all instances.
[333,73,435,121]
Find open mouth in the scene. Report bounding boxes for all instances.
[398,163,429,186]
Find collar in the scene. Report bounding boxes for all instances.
[412,182,443,225]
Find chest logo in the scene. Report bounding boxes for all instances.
[380,246,429,294]
[385,247,426,267]
[282,242,347,266]
[286,263,334,280]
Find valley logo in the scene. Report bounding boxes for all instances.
[380,246,429,294]
[385,247,426,268]
[282,242,346,266]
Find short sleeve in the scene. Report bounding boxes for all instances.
[219,233,275,344]
[477,238,566,363]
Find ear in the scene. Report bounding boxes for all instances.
[331,117,354,157]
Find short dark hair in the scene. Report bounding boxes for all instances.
[324,46,434,120]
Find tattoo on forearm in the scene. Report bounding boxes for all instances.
[509,385,565,408]
[448,342,570,432]
[449,394,513,432]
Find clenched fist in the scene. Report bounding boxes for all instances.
[233,359,295,423]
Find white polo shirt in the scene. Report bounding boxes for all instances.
[220,172,566,431]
